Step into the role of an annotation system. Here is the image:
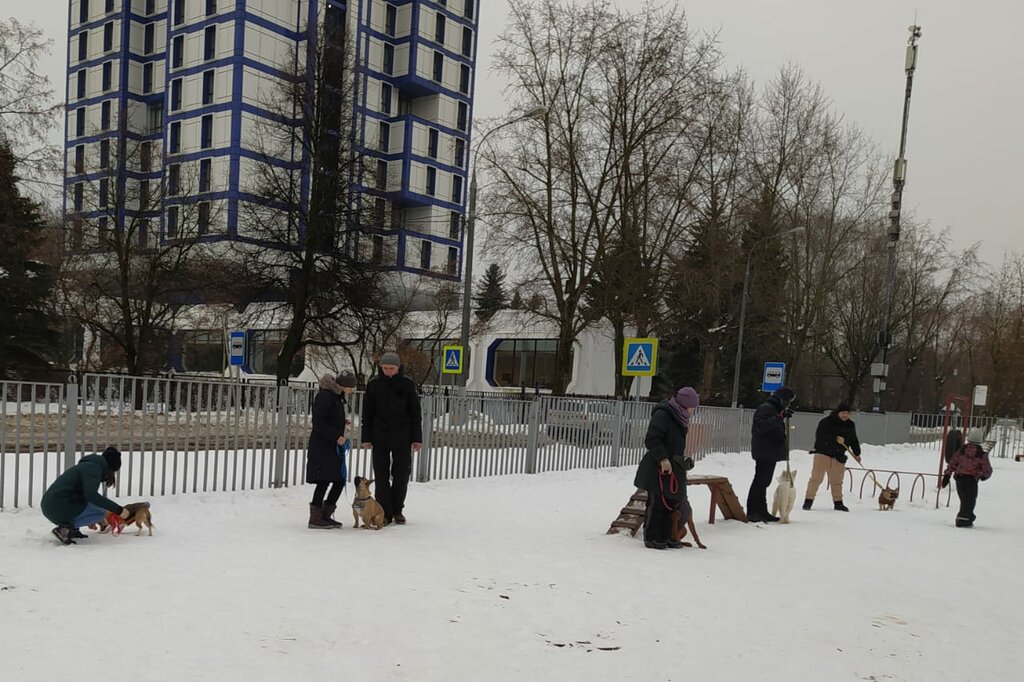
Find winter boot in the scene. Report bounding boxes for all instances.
[51,525,76,545]
[644,540,667,550]
[955,517,974,528]
[68,527,89,539]
[321,503,344,529]
[802,499,813,511]
[308,504,334,530]
[393,512,406,525]
[834,501,850,512]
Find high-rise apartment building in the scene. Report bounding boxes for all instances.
[64,0,478,282]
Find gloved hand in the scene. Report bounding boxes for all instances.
[941,472,951,489]
[782,408,794,420]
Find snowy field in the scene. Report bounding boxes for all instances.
[1,444,1021,681]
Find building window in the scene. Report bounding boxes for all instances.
[99,178,109,208]
[103,22,114,52]
[455,139,466,168]
[425,167,436,196]
[168,164,180,195]
[170,78,182,110]
[146,0,155,15]
[75,108,86,137]
[206,0,217,16]
[140,141,152,171]
[201,114,213,148]
[102,61,113,91]
[373,197,386,225]
[76,70,86,99]
[452,175,462,203]
[199,158,211,192]
[204,26,216,60]
[447,247,458,275]
[247,330,305,377]
[98,216,109,244]
[378,121,390,151]
[435,14,445,44]
[457,102,468,131]
[371,235,384,264]
[169,121,180,153]
[146,102,162,132]
[73,183,84,212]
[173,0,185,26]
[419,241,431,270]
[459,64,470,94]
[99,138,110,168]
[383,44,394,75]
[427,128,438,158]
[181,330,224,373]
[172,36,183,68]
[139,179,150,208]
[489,339,572,390]
[143,62,153,92]
[198,202,211,234]
[74,145,85,174]
[465,0,475,20]
[379,83,392,113]
[144,23,154,54]
[101,100,111,130]
[105,0,115,13]
[432,51,443,82]
[71,218,84,249]
[138,217,151,248]
[385,4,397,36]
[462,27,473,57]
[166,206,179,239]
[202,70,215,104]
[80,0,90,24]
[375,159,388,190]
[78,33,88,61]
[449,211,460,239]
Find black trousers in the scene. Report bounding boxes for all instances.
[311,482,343,507]
[644,485,672,543]
[955,476,979,523]
[747,459,778,516]
[372,443,412,519]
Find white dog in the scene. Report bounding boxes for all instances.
[771,469,798,524]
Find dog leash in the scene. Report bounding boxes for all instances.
[843,443,885,490]
[658,469,679,511]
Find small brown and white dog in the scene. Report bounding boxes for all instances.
[878,487,899,511]
[351,477,386,530]
[771,469,798,524]
[98,502,154,536]
[670,501,707,549]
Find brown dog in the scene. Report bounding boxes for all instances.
[878,487,899,511]
[98,502,154,536]
[669,502,707,549]
[351,477,386,530]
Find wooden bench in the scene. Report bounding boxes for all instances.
[606,475,747,536]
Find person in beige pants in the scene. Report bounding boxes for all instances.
[803,403,862,511]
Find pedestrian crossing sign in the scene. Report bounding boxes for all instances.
[441,345,464,374]
[622,338,658,376]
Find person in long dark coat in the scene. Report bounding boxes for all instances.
[306,370,357,529]
[803,402,862,511]
[746,386,795,522]
[41,447,129,545]
[634,387,700,550]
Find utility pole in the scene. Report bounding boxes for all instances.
[872,24,922,413]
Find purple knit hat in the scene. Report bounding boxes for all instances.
[675,387,700,409]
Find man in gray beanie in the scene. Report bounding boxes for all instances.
[361,352,422,525]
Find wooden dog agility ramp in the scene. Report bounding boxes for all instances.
[606,475,747,536]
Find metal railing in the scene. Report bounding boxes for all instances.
[907,413,1024,458]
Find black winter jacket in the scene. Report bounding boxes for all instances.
[306,387,349,484]
[360,371,423,445]
[811,412,861,463]
[750,396,789,462]
[634,402,692,504]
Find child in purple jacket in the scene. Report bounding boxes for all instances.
[942,429,993,528]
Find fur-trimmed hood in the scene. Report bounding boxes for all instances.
[319,374,342,394]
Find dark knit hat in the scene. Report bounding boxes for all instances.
[337,370,357,388]
[773,386,796,405]
[836,402,853,413]
[379,352,401,367]
[101,447,122,472]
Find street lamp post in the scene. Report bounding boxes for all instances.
[730,226,805,408]
[457,105,547,390]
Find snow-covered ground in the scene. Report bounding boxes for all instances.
[1,444,1020,681]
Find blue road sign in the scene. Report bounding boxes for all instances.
[762,362,786,393]
[622,338,658,377]
[442,345,464,374]
[229,330,246,367]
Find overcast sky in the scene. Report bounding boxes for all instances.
[15,0,1023,267]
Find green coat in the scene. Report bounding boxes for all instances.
[40,454,123,525]
[633,402,691,503]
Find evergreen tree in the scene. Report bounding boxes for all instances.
[472,263,508,320]
[509,289,524,310]
[0,139,58,376]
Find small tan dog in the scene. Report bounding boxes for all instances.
[878,487,899,511]
[771,469,798,524]
[98,502,154,536]
[351,477,386,530]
